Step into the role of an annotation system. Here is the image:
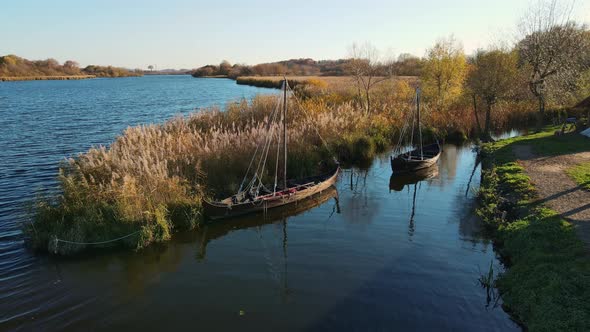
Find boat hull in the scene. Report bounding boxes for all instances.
[391,143,441,173]
[203,167,340,220]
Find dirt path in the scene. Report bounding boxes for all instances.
[513,145,590,250]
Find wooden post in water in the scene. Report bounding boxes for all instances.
[283,78,288,189]
[417,87,423,160]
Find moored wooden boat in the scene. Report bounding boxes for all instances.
[203,167,339,220]
[391,143,441,173]
[391,87,442,173]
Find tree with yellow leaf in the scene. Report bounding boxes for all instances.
[421,37,468,113]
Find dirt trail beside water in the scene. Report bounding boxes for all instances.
[513,145,590,251]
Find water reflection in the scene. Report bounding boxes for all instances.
[389,165,439,192]
[339,169,381,226]
[196,186,340,260]
[389,165,439,239]
[2,145,520,331]
[438,145,459,181]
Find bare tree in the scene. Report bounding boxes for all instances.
[517,0,590,125]
[63,60,79,69]
[347,42,393,113]
[219,60,232,76]
[63,60,80,75]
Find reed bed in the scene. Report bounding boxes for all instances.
[28,93,405,254]
[27,79,539,255]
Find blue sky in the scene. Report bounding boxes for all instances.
[1,0,589,69]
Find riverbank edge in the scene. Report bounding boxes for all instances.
[235,76,308,89]
[0,75,97,81]
[477,128,590,331]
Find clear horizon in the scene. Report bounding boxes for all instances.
[1,0,589,69]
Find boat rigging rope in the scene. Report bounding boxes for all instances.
[240,93,282,195]
[286,83,338,163]
[394,110,412,155]
[409,103,416,157]
[274,112,282,193]
[240,79,342,198]
[393,89,418,157]
[253,101,282,194]
[239,134,262,194]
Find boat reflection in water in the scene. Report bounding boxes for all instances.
[389,165,439,238]
[389,164,439,192]
[197,186,340,259]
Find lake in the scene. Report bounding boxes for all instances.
[0,75,519,331]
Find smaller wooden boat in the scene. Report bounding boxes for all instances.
[391,143,441,173]
[391,87,441,173]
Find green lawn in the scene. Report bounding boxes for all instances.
[567,162,590,190]
[488,126,590,163]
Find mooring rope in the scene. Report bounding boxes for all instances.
[51,230,141,253]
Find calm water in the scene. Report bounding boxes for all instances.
[0,76,519,331]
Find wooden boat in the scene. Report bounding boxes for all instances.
[203,79,340,220]
[200,186,339,256]
[391,87,441,173]
[391,143,441,173]
[203,168,339,220]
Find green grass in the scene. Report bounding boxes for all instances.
[483,126,590,163]
[478,126,590,331]
[567,162,590,190]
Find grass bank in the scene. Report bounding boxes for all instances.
[235,76,332,89]
[1,75,96,81]
[477,127,590,331]
[567,162,590,190]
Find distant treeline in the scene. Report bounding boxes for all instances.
[191,56,423,79]
[0,55,143,79]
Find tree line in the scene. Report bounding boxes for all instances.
[0,55,143,78]
[191,56,422,79]
[348,1,590,140]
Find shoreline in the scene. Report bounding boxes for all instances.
[0,75,97,81]
[477,127,590,331]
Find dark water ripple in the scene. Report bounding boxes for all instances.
[0,76,277,330]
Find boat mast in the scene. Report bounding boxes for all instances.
[417,87,423,160]
[283,78,288,189]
